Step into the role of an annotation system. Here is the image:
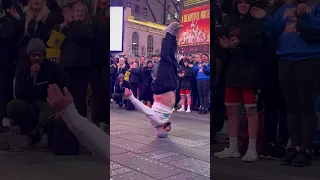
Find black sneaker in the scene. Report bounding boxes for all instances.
[291,149,311,167]
[260,143,273,159]
[280,147,298,166]
[198,108,203,114]
[270,145,286,160]
[119,103,123,108]
[21,133,42,149]
[201,109,207,114]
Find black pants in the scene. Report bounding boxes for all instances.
[192,79,199,109]
[65,67,89,117]
[130,83,139,98]
[279,58,319,148]
[264,67,288,145]
[0,66,8,120]
[153,33,178,95]
[90,66,108,124]
[211,73,226,134]
[197,80,210,110]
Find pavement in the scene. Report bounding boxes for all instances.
[211,121,320,180]
[0,126,108,180]
[110,105,210,180]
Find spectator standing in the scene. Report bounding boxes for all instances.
[251,0,320,167]
[214,0,263,162]
[177,59,193,113]
[128,62,140,99]
[140,61,154,105]
[90,0,109,126]
[193,53,210,114]
[57,2,94,117]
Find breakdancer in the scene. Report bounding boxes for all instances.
[124,22,182,138]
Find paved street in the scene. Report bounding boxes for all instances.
[0,127,108,180]
[110,106,210,180]
[211,121,320,180]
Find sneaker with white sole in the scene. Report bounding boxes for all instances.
[214,147,240,158]
[2,117,11,128]
[177,108,185,112]
[242,151,258,162]
[186,108,191,113]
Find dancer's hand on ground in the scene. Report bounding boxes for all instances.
[124,88,133,98]
[47,84,73,116]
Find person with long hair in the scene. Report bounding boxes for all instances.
[19,0,52,53]
[89,0,109,127]
[56,2,93,117]
[193,53,210,114]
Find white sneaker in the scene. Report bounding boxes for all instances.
[214,147,240,158]
[177,108,185,112]
[2,117,11,128]
[242,151,258,162]
[186,108,191,113]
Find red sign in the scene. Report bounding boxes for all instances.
[178,4,210,53]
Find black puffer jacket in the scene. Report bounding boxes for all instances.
[221,14,263,88]
[58,21,94,66]
[179,65,193,90]
[129,67,140,84]
[0,15,17,67]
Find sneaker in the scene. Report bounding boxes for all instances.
[291,149,311,167]
[242,151,259,162]
[198,108,203,114]
[260,144,286,160]
[280,147,298,166]
[2,117,11,128]
[214,147,240,158]
[201,109,207,114]
[186,108,191,113]
[21,133,42,149]
[177,107,185,112]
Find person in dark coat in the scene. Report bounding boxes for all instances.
[112,74,133,108]
[56,2,94,117]
[177,59,193,113]
[90,0,109,126]
[6,38,72,148]
[140,61,154,105]
[110,57,117,100]
[128,62,140,99]
[214,0,263,162]
[0,2,20,128]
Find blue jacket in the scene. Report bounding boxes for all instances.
[193,63,210,80]
[264,3,320,61]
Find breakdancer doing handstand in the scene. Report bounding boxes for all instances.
[124,22,182,138]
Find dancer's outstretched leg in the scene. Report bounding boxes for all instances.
[125,22,182,138]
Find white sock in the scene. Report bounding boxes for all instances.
[187,105,190,109]
[229,137,238,152]
[248,138,257,153]
[181,105,185,109]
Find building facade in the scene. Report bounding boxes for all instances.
[111,0,180,25]
[113,8,166,59]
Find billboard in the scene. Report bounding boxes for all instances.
[178,1,210,53]
[110,7,124,52]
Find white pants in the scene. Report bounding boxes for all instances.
[128,95,173,127]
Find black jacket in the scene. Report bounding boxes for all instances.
[58,21,94,66]
[114,80,133,94]
[110,62,117,84]
[15,58,72,101]
[129,67,140,84]
[92,8,109,66]
[0,15,17,67]
[142,67,153,87]
[179,65,193,90]
[221,14,263,88]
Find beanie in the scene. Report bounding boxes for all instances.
[26,38,46,55]
[118,73,124,79]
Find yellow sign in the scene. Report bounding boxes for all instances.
[183,0,209,7]
[47,30,65,48]
[124,71,130,81]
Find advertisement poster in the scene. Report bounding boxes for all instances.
[178,1,210,53]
